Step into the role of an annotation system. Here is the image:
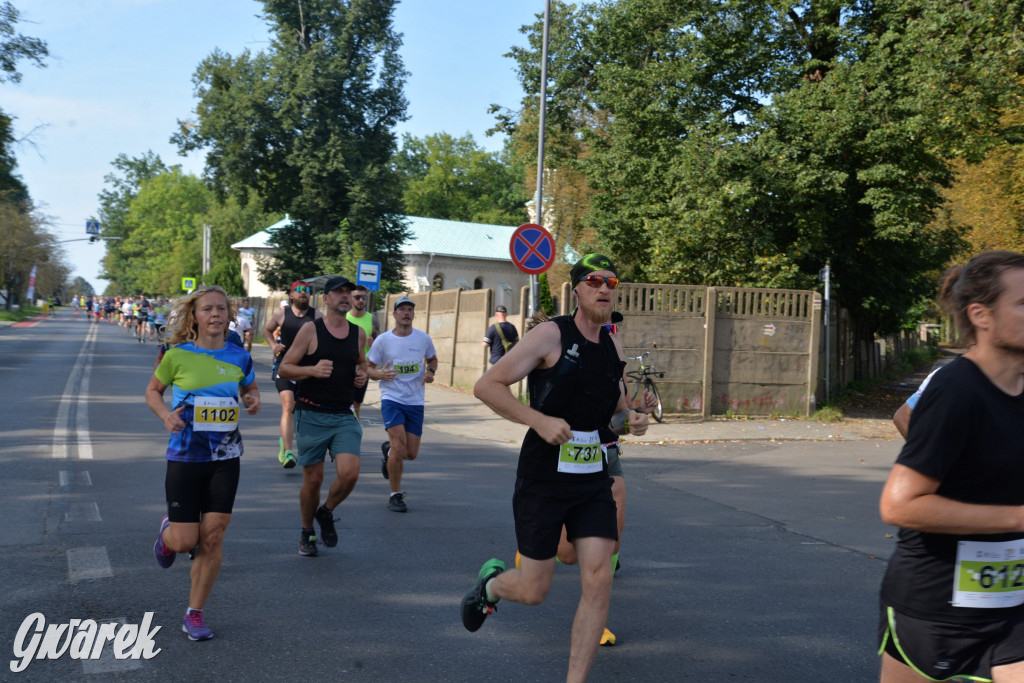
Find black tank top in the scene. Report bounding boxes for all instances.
[279,306,316,357]
[295,318,358,413]
[517,315,625,482]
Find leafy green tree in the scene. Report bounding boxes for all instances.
[67,276,95,296]
[173,0,410,291]
[113,170,270,296]
[0,199,62,309]
[504,0,1023,348]
[0,2,47,84]
[537,271,555,315]
[0,1,47,207]
[393,132,529,225]
[97,152,172,293]
[118,169,209,295]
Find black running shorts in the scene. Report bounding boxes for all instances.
[352,379,368,404]
[165,458,241,523]
[879,603,1024,680]
[513,476,617,561]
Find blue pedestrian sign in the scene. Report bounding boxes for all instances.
[356,261,382,292]
[86,220,100,235]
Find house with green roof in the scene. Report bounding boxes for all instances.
[231,215,531,310]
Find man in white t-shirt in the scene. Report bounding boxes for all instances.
[366,296,437,513]
[237,298,256,352]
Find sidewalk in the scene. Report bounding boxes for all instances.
[249,341,905,444]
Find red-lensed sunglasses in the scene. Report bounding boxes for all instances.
[603,323,618,335]
[581,274,619,289]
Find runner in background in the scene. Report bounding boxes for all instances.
[262,282,321,469]
[346,285,378,418]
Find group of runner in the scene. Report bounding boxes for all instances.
[141,257,645,678]
[138,249,1024,681]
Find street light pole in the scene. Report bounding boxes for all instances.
[531,0,552,316]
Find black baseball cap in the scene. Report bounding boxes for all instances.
[495,305,508,313]
[324,276,355,294]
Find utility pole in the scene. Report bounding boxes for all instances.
[202,224,211,276]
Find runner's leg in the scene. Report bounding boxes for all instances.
[568,536,615,683]
[188,512,231,610]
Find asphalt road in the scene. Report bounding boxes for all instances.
[0,311,902,681]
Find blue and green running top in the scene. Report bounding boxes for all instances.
[154,341,256,463]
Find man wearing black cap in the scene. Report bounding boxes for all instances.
[366,296,438,513]
[482,305,519,365]
[463,253,649,682]
[263,280,321,469]
[278,276,367,557]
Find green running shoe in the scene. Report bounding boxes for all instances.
[461,558,504,632]
[282,451,296,469]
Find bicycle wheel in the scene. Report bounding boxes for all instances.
[644,378,663,422]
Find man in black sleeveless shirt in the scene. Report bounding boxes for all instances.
[463,254,649,682]
[279,276,367,557]
[263,281,321,468]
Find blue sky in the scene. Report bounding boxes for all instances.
[7,0,541,293]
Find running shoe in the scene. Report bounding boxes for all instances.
[182,610,213,641]
[461,558,505,632]
[298,530,318,557]
[380,441,390,479]
[154,516,175,568]
[600,627,616,646]
[315,504,338,548]
[387,492,407,513]
[282,451,296,469]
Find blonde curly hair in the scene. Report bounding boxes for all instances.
[166,285,236,346]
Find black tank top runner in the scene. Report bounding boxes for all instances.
[517,315,625,482]
[278,305,316,359]
[295,318,359,413]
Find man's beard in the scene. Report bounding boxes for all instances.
[291,296,310,312]
[578,300,610,325]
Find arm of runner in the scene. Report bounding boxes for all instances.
[880,463,1024,535]
[145,375,186,433]
[354,328,368,388]
[611,336,649,436]
[892,403,912,439]
[263,309,285,356]
[423,354,438,384]
[278,322,331,380]
[474,321,573,445]
[240,381,261,415]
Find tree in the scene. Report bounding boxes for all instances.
[0,198,63,309]
[0,2,47,85]
[393,132,529,225]
[67,276,94,296]
[109,170,272,296]
[503,0,1023,352]
[0,1,48,207]
[97,152,172,293]
[173,0,410,290]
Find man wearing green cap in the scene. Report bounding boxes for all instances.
[462,253,649,682]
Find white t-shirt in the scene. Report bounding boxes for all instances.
[368,328,437,406]
[230,316,252,334]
